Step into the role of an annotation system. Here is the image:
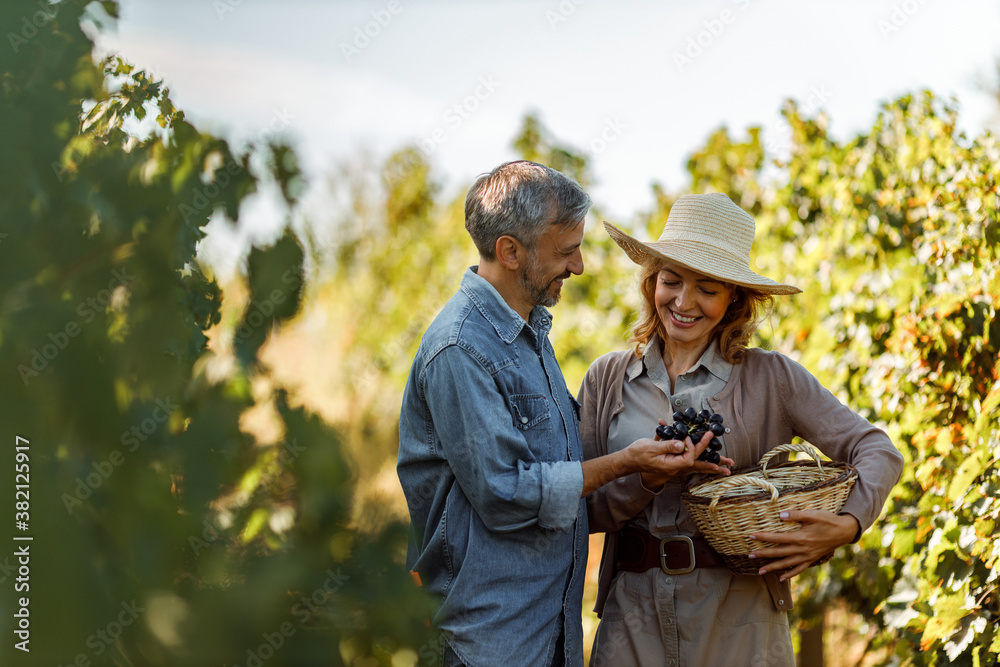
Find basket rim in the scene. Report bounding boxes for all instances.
[681,461,857,507]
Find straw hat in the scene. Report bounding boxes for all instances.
[604,193,801,295]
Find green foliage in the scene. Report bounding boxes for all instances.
[681,94,999,665]
[766,94,998,666]
[321,147,472,492]
[512,113,590,187]
[506,115,640,391]
[317,98,999,664]
[0,2,432,665]
[4,3,997,664]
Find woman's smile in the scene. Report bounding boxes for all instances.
[669,309,700,325]
[655,262,733,350]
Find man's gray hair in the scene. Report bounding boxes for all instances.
[465,160,591,260]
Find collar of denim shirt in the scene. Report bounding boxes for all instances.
[461,266,553,344]
[628,333,733,384]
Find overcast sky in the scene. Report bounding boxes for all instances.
[95,0,1000,279]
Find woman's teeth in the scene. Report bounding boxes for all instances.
[673,311,698,323]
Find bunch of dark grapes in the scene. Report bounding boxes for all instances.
[655,407,725,464]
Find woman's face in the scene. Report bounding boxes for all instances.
[654,261,734,350]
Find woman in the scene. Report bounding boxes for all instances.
[579,193,904,666]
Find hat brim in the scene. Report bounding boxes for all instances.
[604,221,802,295]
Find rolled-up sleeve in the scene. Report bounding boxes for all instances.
[775,355,904,534]
[578,358,659,533]
[423,345,583,533]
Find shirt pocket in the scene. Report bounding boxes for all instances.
[598,570,645,622]
[509,393,551,430]
[509,393,554,460]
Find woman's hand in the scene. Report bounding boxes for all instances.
[582,432,731,497]
[747,510,860,580]
[638,428,734,490]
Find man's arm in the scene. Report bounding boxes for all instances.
[581,431,728,497]
[424,345,584,532]
[425,346,731,532]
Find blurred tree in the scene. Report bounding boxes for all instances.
[267,80,1000,667]
[508,114,641,392]
[261,146,474,532]
[677,94,999,665]
[0,1,433,665]
[7,4,994,665]
[513,112,590,188]
[762,93,1000,666]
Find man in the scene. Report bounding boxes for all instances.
[397,161,715,666]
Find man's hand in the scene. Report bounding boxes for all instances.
[581,424,733,497]
[747,510,860,581]
[638,429,734,490]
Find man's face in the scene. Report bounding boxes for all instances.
[519,220,586,308]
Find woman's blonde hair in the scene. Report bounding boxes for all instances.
[628,261,773,364]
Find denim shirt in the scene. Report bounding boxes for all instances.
[398,267,588,667]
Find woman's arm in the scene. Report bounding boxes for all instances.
[744,353,904,578]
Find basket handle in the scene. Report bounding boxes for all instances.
[707,475,780,512]
[758,443,824,475]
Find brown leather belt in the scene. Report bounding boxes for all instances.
[616,527,724,575]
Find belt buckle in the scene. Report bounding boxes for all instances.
[660,535,695,575]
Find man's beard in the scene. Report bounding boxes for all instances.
[520,250,567,308]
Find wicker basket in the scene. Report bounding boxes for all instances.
[681,443,857,576]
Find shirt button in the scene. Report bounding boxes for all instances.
[674,399,682,406]
[725,427,731,433]
[521,416,529,424]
